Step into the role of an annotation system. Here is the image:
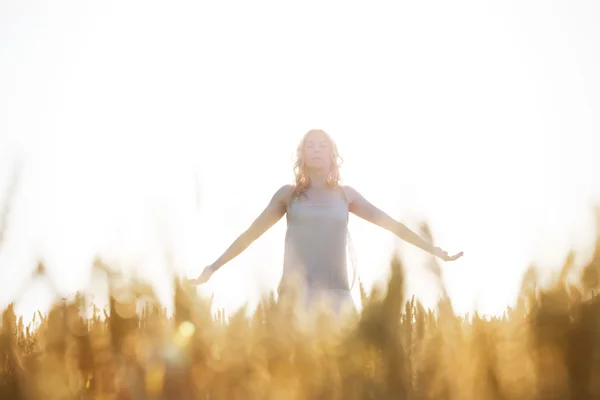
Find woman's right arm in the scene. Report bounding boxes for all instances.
[207,185,292,273]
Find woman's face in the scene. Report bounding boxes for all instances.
[303,131,332,171]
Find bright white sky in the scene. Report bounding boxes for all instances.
[1,1,599,320]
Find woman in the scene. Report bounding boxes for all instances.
[189,129,463,315]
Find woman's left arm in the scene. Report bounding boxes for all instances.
[343,186,463,261]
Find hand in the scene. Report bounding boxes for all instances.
[187,265,216,285]
[434,247,464,262]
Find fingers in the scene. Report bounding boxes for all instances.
[439,251,464,261]
[186,267,215,286]
[187,277,207,285]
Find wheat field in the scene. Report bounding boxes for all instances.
[1,225,599,400]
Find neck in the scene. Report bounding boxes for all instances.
[307,169,328,188]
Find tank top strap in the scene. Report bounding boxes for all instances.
[335,186,349,221]
[336,186,347,203]
[335,185,357,290]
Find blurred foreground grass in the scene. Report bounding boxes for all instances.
[1,230,600,400]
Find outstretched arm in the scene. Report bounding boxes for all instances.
[344,186,463,261]
[192,185,292,283]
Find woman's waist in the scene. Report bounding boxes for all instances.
[283,248,347,267]
[284,231,347,250]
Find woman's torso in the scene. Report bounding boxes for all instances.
[279,186,350,294]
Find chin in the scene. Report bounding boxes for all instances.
[307,163,329,171]
[307,159,329,168]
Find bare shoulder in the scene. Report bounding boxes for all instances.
[341,185,362,203]
[272,184,294,206]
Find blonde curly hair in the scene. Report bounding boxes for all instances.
[292,129,344,199]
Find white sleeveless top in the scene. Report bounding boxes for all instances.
[278,188,351,294]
